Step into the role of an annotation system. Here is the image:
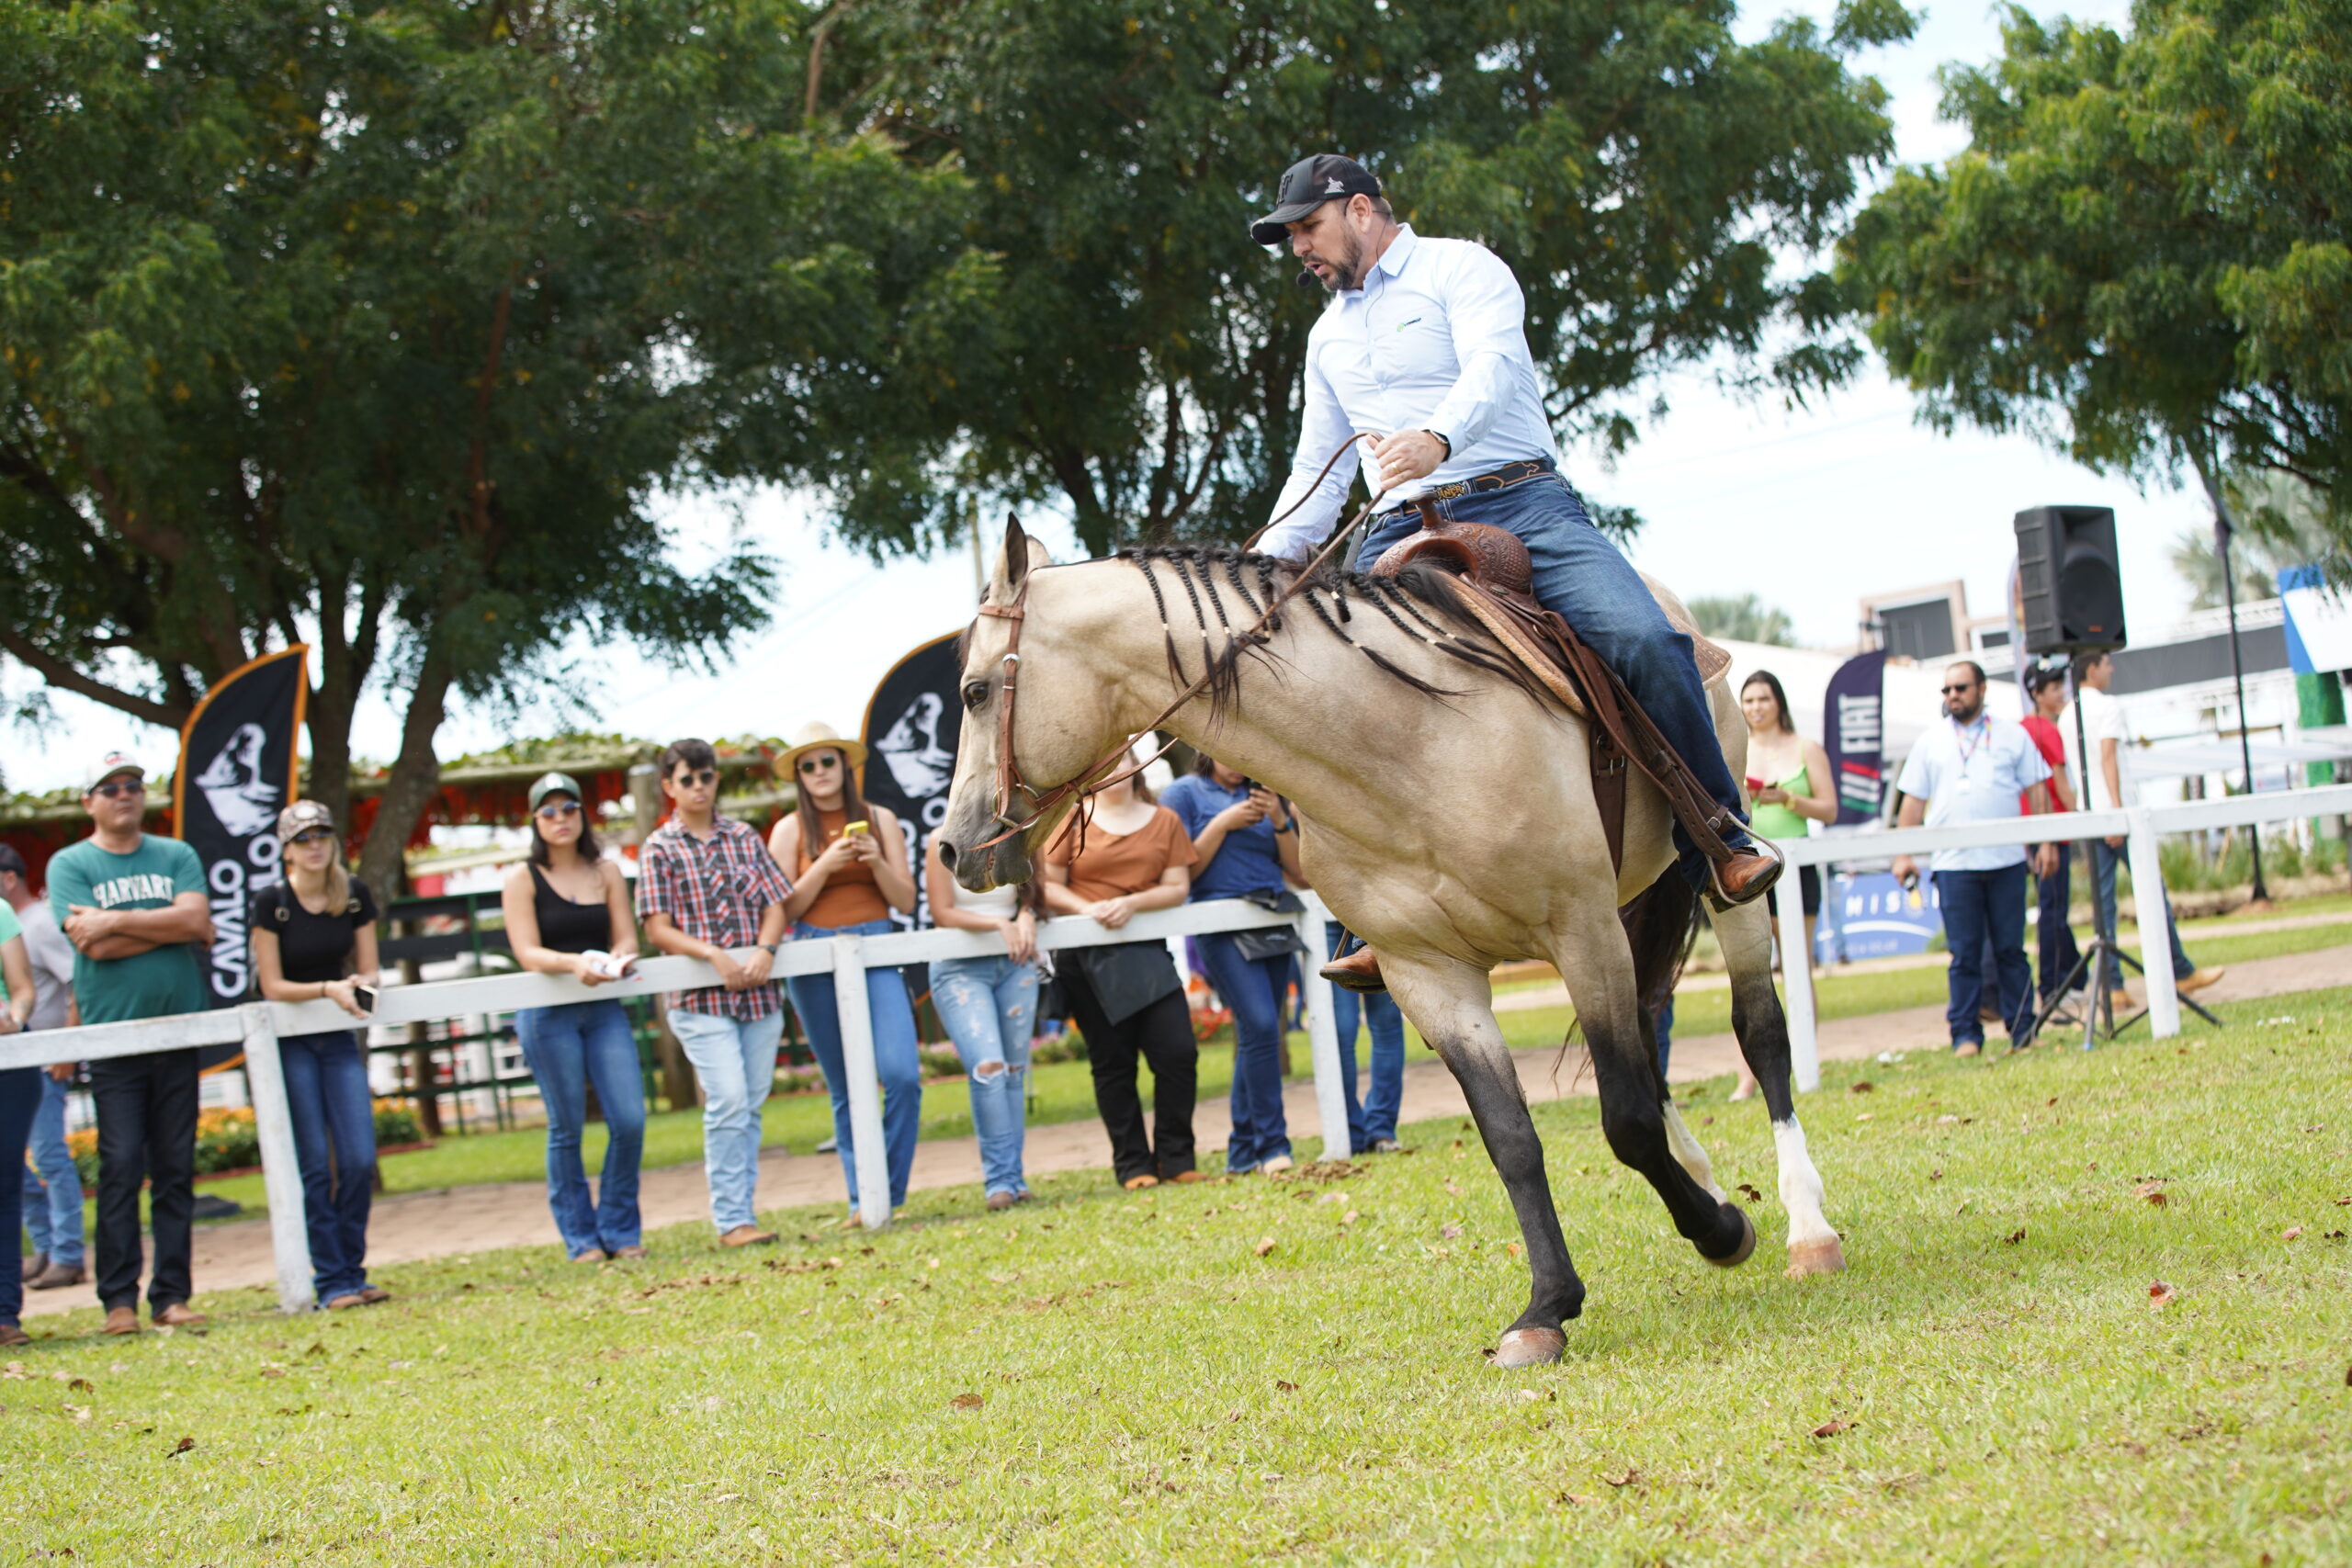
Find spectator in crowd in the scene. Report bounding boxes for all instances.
[0,892,41,1346]
[1889,665,2058,1057]
[501,773,647,1263]
[769,724,922,1225]
[2018,662,2085,1013]
[1325,919,1408,1154]
[1736,670,1836,1099]
[1042,755,1201,1190]
[3,845,85,1292]
[2063,652,2225,1007]
[924,840,1039,1211]
[250,801,390,1310]
[1160,755,1305,1176]
[49,751,216,1334]
[638,739,793,1248]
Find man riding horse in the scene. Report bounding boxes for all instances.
[1250,154,1781,993]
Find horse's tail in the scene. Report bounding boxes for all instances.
[1619,869,1704,1084]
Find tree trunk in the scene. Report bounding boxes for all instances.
[356,630,457,895]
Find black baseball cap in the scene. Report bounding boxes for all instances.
[1251,154,1382,246]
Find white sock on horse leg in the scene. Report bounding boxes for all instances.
[1661,1100,1725,1201]
[1771,1115,1839,1250]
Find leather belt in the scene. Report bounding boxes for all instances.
[1377,457,1557,517]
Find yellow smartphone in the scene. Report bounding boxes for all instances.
[842,820,870,837]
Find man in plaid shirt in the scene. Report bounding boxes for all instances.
[638,739,794,1247]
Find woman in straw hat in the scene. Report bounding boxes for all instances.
[768,723,922,1223]
[250,800,390,1310]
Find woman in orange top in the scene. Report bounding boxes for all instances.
[768,723,922,1220]
[1041,756,1199,1190]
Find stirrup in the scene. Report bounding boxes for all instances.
[1705,836,1785,913]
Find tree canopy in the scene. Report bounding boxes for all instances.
[817,0,1917,554]
[1,0,987,882]
[1840,0,2352,519]
[1689,592,1797,646]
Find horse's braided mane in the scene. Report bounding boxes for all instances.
[1110,543,1555,722]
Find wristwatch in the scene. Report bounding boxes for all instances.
[1426,430,1453,457]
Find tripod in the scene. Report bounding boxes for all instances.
[2021,675,2221,1048]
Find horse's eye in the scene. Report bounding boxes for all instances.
[962,680,989,712]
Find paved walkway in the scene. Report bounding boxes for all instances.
[21,943,2350,1318]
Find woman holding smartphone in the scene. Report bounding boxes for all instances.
[502,772,647,1262]
[251,801,389,1310]
[1737,670,1836,1099]
[1042,755,1200,1190]
[769,723,922,1224]
[924,842,1040,1210]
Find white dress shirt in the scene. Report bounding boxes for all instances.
[2059,686,2132,812]
[1894,715,2052,874]
[1259,226,1561,560]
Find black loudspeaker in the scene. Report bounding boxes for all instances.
[2016,504,2127,653]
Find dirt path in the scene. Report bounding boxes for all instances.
[23,943,2350,1319]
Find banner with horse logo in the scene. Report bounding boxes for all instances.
[862,631,962,931]
[174,646,309,1031]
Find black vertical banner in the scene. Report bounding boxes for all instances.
[1822,649,1887,826]
[860,631,963,931]
[174,645,310,1021]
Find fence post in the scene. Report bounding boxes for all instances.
[1294,893,1352,1161]
[831,934,892,1232]
[2125,807,2181,1039]
[240,1003,314,1314]
[1774,856,1821,1091]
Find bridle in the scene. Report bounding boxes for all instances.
[967,435,1387,853]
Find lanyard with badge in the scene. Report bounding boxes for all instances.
[1952,716,1992,794]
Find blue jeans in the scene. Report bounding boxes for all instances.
[20,1071,85,1269]
[1325,921,1405,1145]
[666,1007,785,1233]
[0,1066,39,1327]
[279,1031,378,1303]
[2037,841,2083,1002]
[1359,469,1749,885]
[2088,840,2194,987]
[931,954,1038,1198]
[1196,931,1292,1170]
[1936,864,2033,1046]
[786,919,923,1210]
[515,999,646,1258]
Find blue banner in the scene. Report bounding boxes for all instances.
[1822,650,1887,826]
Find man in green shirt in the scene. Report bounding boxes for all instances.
[48,752,216,1335]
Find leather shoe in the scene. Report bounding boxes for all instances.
[22,1252,44,1280]
[102,1306,141,1336]
[323,1292,368,1311]
[0,1322,28,1348]
[1367,1137,1403,1155]
[153,1303,207,1329]
[356,1284,393,1303]
[718,1224,776,1248]
[2176,967,2225,994]
[1711,846,1783,908]
[1170,1170,1205,1183]
[29,1260,86,1291]
[1320,946,1386,994]
[1121,1174,1159,1191]
[611,1247,648,1261]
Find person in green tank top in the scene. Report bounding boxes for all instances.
[1736,672,1836,1100]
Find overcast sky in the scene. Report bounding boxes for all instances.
[10,0,2203,795]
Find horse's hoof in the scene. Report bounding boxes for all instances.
[1784,1236,1848,1278]
[1492,1327,1566,1369]
[1703,1205,1757,1269]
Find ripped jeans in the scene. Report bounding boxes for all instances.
[930,954,1039,1198]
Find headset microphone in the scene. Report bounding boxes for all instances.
[1294,269,1321,291]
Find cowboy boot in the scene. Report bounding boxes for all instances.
[1711,844,1783,908]
[1319,946,1386,994]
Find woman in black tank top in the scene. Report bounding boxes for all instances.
[499,772,648,1262]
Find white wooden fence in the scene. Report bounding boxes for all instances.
[1768,781,2352,1089]
[2,892,1349,1312]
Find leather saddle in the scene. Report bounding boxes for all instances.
[1369,501,1738,876]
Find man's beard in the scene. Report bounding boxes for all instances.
[1310,228,1364,292]
[1948,697,1984,724]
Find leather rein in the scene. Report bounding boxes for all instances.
[967,435,1384,853]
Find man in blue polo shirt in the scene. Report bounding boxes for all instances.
[1891,665,2058,1056]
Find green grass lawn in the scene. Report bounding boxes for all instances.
[12,991,2348,1563]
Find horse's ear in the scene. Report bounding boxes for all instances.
[989,512,1048,604]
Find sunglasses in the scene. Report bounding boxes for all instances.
[90,780,145,800]
[535,801,582,820]
[1939,682,1980,694]
[797,755,842,774]
[289,828,336,846]
[673,768,719,788]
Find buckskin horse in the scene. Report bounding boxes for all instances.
[935,518,1845,1368]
